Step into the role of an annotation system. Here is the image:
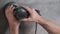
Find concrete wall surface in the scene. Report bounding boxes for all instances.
[0,0,60,34]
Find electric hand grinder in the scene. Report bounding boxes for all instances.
[4,2,40,20]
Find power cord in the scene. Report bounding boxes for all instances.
[35,22,37,34]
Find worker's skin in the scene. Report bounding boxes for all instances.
[5,5,60,34]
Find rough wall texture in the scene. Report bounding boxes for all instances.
[0,0,60,34]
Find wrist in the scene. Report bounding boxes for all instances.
[9,22,21,28]
[9,24,20,27]
[9,25,19,30]
[9,23,20,30]
[9,26,19,34]
[37,16,47,24]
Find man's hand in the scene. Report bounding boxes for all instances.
[5,5,20,27]
[21,5,41,22]
[5,5,20,34]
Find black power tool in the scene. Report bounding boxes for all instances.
[4,2,40,20]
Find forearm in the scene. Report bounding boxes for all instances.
[9,25,19,34]
[38,16,60,34]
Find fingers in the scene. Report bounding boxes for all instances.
[21,5,39,15]
[11,5,15,11]
[9,5,15,12]
[6,5,13,10]
[5,5,15,17]
[21,5,33,14]
[12,7,15,10]
[5,5,17,21]
[5,5,15,14]
[10,5,13,9]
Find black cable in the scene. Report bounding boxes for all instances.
[35,9,41,34]
[35,22,37,34]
